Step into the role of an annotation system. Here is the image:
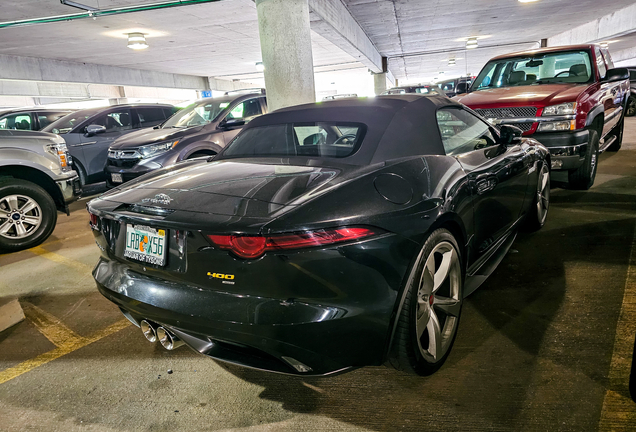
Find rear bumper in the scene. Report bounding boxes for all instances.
[530,130,589,170]
[93,234,416,376]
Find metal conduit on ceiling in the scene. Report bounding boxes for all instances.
[0,0,222,29]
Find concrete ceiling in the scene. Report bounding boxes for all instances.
[0,0,635,89]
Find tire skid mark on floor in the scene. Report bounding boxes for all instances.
[0,316,131,386]
[598,220,636,430]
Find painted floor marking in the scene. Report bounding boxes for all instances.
[22,302,84,347]
[29,246,93,274]
[0,316,131,386]
[598,220,636,430]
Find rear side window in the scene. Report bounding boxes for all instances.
[137,107,168,128]
[37,112,67,129]
[436,108,497,156]
[223,122,365,158]
[0,113,32,130]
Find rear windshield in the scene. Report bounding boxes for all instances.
[221,122,366,159]
[472,50,593,89]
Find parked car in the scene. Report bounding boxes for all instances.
[88,95,550,376]
[382,84,441,95]
[0,130,81,252]
[436,76,474,97]
[104,93,267,187]
[0,108,73,131]
[42,104,177,187]
[455,44,629,189]
[624,67,636,116]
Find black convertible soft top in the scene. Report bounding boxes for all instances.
[240,95,460,165]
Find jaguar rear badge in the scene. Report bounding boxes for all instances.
[142,193,172,205]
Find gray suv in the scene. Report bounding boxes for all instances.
[43,104,177,187]
[105,93,267,186]
[0,129,81,252]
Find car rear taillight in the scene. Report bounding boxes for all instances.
[207,227,382,259]
[88,211,99,230]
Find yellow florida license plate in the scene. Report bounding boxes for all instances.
[124,224,167,266]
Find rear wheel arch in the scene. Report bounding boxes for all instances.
[0,165,63,210]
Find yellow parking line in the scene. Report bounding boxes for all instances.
[22,302,84,347]
[29,246,93,274]
[598,221,636,430]
[0,318,131,386]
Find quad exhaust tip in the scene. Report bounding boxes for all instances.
[157,326,185,350]
[140,320,157,343]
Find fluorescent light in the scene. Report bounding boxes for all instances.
[518,0,539,3]
[255,62,265,72]
[600,42,609,48]
[466,38,478,49]
[127,32,148,50]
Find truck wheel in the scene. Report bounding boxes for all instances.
[626,95,636,117]
[568,130,599,190]
[0,179,57,253]
[607,116,624,152]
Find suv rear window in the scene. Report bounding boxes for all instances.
[222,123,366,159]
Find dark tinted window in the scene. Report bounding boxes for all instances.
[91,109,133,133]
[630,70,636,81]
[137,107,168,128]
[436,108,497,156]
[37,112,68,129]
[226,98,263,121]
[223,122,365,158]
[0,113,32,130]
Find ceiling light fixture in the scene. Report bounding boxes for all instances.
[448,58,456,66]
[255,62,265,72]
[466,38,478,49]
[127,32,148,50]
[518,0,539,3]
[600,42,609,48]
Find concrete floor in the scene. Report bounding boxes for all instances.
[1,120,636,432]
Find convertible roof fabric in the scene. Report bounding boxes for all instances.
[242,95,459,165]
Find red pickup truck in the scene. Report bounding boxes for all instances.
[455,44,629,189]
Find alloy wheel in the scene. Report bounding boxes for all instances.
[0,194,42,240]
[415,241,462,363]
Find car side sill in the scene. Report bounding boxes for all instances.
[464,229,518,297]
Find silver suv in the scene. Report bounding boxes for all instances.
[0,129,81,253]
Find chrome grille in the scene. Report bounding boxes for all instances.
[512,123,534,132]
[474,107,538,119]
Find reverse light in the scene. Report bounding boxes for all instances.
[542,102,576,116]
[207,227,382,259]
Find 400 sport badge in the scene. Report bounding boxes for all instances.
[124,225,166,266]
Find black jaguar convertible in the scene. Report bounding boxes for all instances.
[88,95,550,376]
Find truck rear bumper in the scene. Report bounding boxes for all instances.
[530,130,589,170]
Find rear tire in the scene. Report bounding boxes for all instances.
[0,179,57,253]
[523,162,550,232]
[568,129,599,190]
[388,228,463,376]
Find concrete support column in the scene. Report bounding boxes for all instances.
[256,0,316,111]
[374,73,388,95]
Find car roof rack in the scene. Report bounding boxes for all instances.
[223,88,266,96]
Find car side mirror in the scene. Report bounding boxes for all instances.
[220,118,246,130]
[499,125,523,146]
[85,124,106,137]
[603,68,629,83]
[456,82,468,94]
